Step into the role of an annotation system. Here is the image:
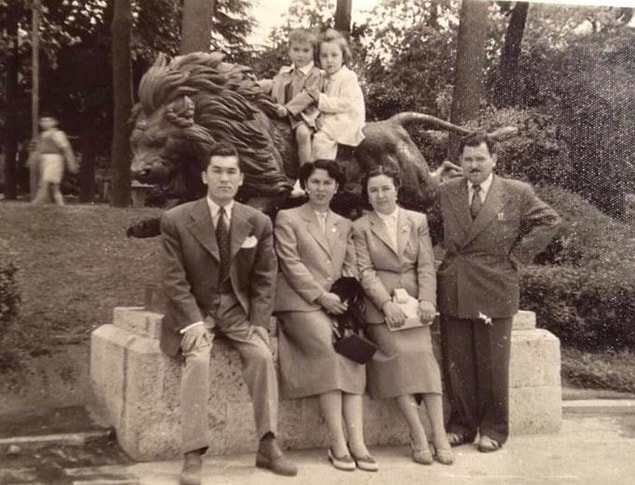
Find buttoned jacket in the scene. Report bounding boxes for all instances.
[436,175,562,319]
[352,208,436,324]
[160,198,277,356]
[273,203,356,312]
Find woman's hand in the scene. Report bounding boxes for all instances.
[418,301,436,324]
[382,300,406,329]
[318,292,348,315]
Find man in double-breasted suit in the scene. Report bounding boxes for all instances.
[160,142,297,485]
[434,133,562,453]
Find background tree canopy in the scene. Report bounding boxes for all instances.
[0,0,633,218]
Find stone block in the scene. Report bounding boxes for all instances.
[90,307,562,461]
[510,386,562,434]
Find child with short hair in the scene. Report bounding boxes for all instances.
[308,29,365,161]
[265,28,322,167]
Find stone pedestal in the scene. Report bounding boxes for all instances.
[90,308,560,461]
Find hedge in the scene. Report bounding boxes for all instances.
[520,186,635,351]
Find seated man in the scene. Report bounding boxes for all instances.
[160,142,297,485]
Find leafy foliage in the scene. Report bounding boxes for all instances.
[0,241,20,347]
[520,186,635,351]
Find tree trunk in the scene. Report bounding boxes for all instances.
[3,18,19,200]
[496,1,529,107]
[448,0,489,161]
[110,0,133,207]
[334,0,352,34]
[181,0,215,54]
[78,129,96,203]
[30,0,40,199]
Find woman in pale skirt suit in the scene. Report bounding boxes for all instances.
[352,165,454,466]
[274,160,377,472]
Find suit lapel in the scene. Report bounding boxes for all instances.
[301,204,331,255]
[325,213,340,255]
[229,203,255,260]
[187,198,219,261]
[461,176,509,248]
[445,179,472,243]
[369,211,398,255]
[397,209,411,256]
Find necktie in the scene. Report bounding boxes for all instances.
[216,206,230,282]
[470,185,483,220]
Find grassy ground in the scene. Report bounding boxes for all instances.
[0,201,162,358]
[1,200,634,393]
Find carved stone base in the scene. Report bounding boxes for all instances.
[90,307,560,461]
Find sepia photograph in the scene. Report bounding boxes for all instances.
[0,0,633,483]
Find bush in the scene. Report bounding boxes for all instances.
[0,258,20,328]
[520,186,635,351]
[562,347,635,394]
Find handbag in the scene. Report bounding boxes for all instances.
[331,319,378,364]
[386,288,428,332]
[329,277,378,364]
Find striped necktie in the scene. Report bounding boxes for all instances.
[470,184,483,220]
[216,206,230,282]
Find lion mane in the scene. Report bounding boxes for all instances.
[130,52,295,201]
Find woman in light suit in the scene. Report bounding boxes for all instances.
[352,165,454,466]
[274,160,376,472]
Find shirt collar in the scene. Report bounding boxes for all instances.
[376,206,399,223]
[293,61,314,76]
[469,173,494,195]
[206,197,234,220]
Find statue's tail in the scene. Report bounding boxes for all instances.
[388,112,518,141]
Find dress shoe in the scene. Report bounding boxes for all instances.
[256,438,298,476]
[477,435,502,453]
[350,451,379,472]
[447,431,472,447]
[327,447,356,471]
[179,450,202,485]
[410,440,434,465]
[433,446,455,465]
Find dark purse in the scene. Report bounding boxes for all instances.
[329,277,378,364]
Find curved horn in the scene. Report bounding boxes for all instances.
[487,126,518,141]
[388,112,473,136]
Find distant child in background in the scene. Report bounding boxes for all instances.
[307,28,365,161]
[30,115,79,206]
[263,28,322,170]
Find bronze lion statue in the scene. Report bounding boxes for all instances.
[128,52,513,236]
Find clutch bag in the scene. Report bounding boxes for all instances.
[387,288,426,332]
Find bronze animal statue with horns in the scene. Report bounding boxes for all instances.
[128,52,515,237]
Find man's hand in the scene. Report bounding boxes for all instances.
[418,301,436,324]
[382,300,406,329]
[181,325,211,355]
[251,325,270,346]
[317,292,348,315]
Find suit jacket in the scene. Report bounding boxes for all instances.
[352,208,436,324]
[273,203,356,312]
[160,198,277,356]
[270,64,322,118]
[436,175,562,319]
[317,66,365,147]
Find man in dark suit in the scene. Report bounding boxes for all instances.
[160,142,297,484]
[435,133,562,453]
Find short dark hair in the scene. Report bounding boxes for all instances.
[206,142,242,171]
[459,132,497,156]
[298,159,345,190]
[361,164,401,205]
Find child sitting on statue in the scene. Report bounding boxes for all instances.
[305,28,366,162]
[261,28,322,171]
